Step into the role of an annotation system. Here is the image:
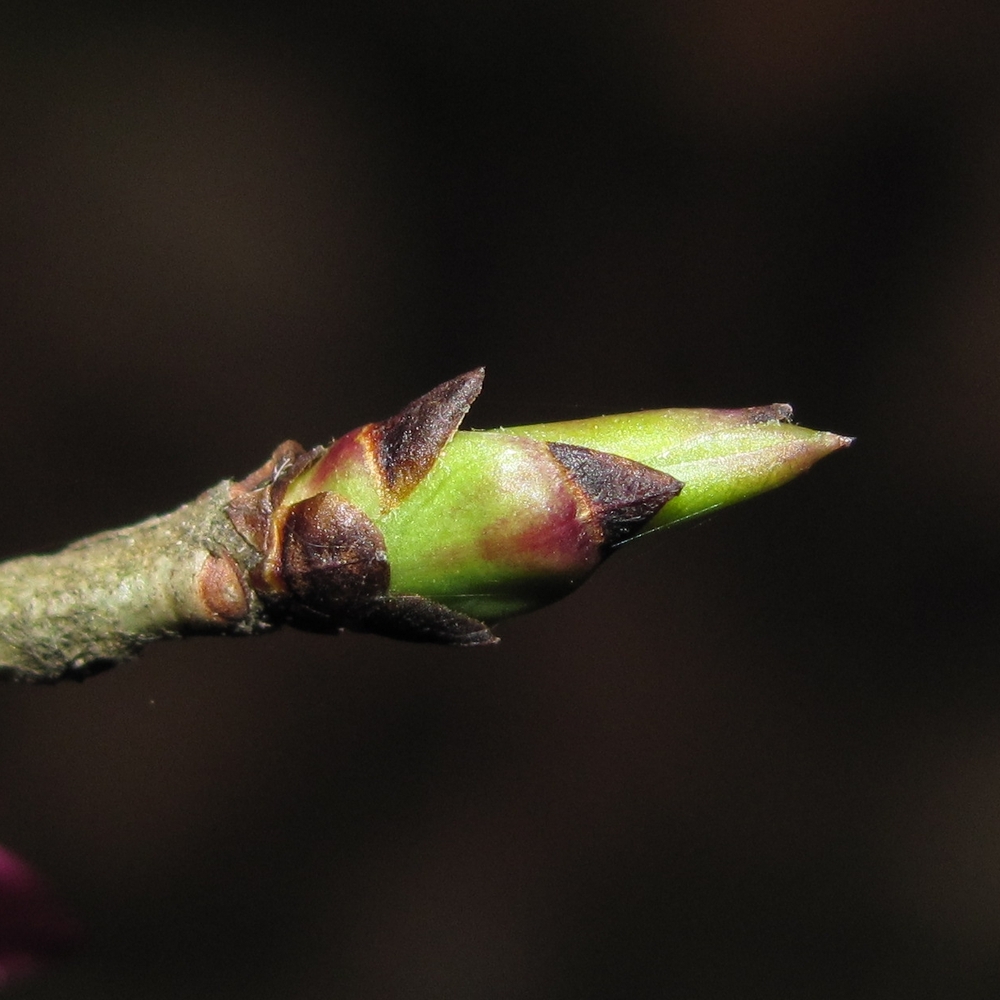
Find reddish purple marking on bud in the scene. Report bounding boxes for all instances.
[479,465,599,575]
[280,493,389,610]
[547,442,683,549]
[490,517,599,578]
[371,367,485,504]
[290,429,374,502]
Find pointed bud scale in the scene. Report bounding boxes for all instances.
[229,371,850,641]
[373,367,484,501]
[546,442,684,550]
[339,595,499,646]
[282,368,484,517]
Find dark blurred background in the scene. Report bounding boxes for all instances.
[2,0,999,996]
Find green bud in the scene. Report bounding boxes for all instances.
[227,371,850,645]
[506,404,852,531]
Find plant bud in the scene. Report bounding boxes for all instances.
[227,371,850,643]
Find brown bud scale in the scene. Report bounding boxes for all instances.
[736,403,793,425]
[273,492,498,644]
[280,493,390,610]
[338,595,498,646]
[547,442,683,550]
[371,368,484,503]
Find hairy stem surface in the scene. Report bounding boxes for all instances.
[0,484,269,682]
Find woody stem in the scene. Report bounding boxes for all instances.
[0,483,270,683]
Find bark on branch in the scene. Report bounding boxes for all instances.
[0,483,271,682]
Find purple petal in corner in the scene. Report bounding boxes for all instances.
[0,845,79,989]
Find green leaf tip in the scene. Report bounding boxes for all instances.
[227,370,851,643]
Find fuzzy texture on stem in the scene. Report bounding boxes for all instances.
[0,484,270,681]
[0,370,850,683]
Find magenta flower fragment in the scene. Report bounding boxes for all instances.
[227,369,851,645]
[0,845,78,989]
